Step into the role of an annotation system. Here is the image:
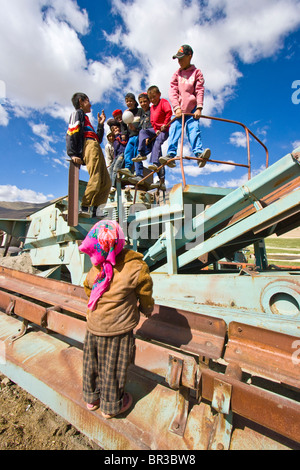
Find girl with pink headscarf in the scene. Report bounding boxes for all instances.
[79,220,154,418]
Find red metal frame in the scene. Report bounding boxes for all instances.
[132,113,269,201]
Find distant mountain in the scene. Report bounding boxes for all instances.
[0,201,49,220]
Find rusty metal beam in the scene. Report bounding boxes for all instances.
[224,322,300,388]
[135,304,226,359]
[200,367,300,444]
[0,266,87,316]
[1,267,300,445]
[67,161,79,227]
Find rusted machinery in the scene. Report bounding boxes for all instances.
[0,116,299,450]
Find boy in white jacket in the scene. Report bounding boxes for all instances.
[160,45,211,169]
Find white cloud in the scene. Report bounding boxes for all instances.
[29,122,56,155]
[0,0,125,122]
[211,164,266,188]
[0,105,9,126]
[0,0,299,124]
[229,131,247,148]
[0,185,53,203]
[106,0,300,114]
[292,140,300,150]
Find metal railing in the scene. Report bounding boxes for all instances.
[131,113,269,202]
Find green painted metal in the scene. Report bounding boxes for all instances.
[0,149,299,338]
[0,219,29,241]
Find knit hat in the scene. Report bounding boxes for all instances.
[107,118,120,128]
[79,220,125,311]
[112,109,122,117]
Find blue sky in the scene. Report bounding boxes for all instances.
[0,0,300,202]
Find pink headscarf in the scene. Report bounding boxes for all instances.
[79,220,125,311]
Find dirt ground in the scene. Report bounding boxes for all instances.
[0,374,100,450]
[0,250,101,450]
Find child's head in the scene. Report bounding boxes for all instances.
[107,131,115,143]
[112,109,123,122]
[125,93,138,110]
[71,92,91,112]
[147,86,161,106]
[110,122,121,135]
[78,220,125,311]
[138,92,150,112]
[172,44,193,70]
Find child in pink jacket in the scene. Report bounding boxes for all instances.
[160,45,211,169]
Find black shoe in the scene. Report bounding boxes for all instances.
[79,205,90,216]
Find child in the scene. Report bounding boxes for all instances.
[129,92,153,185]
[159,45,211,169]
[118,93,142,179]
[109,121,128,192]
[112,109,128,141]
[143,85,172,189]
[66,93,111,217]
[104,131,115,168]
[79,220,154,418]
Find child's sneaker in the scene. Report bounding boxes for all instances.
[118,168,134,177]
[128,175,143,185]
[197,148,211,168]
[132,154,147,162]
[159,155,176,168]
[149,181,160,189]
[148,163,158,171]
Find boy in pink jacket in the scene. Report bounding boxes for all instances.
[160,45,211,169]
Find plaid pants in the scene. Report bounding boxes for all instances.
[82,330,134,415]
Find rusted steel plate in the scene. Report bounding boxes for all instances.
[44,309,86,344]
[0,266,87,316]
[224,322,300,388]
[135,304,227,359]
[0,290,47,325]
[134,339,198,389]
[201,368,300,444]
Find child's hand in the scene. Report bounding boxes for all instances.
[175,108,182,118]
[71,156,82,167]
[98,109,106,125]
[194,108,202,120]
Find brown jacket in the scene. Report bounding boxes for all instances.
[83,249,154,336]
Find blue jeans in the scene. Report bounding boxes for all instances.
[124,135,139,170]
[167,110,204,157]
[109,153,124,187]
[138,127,167,178]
